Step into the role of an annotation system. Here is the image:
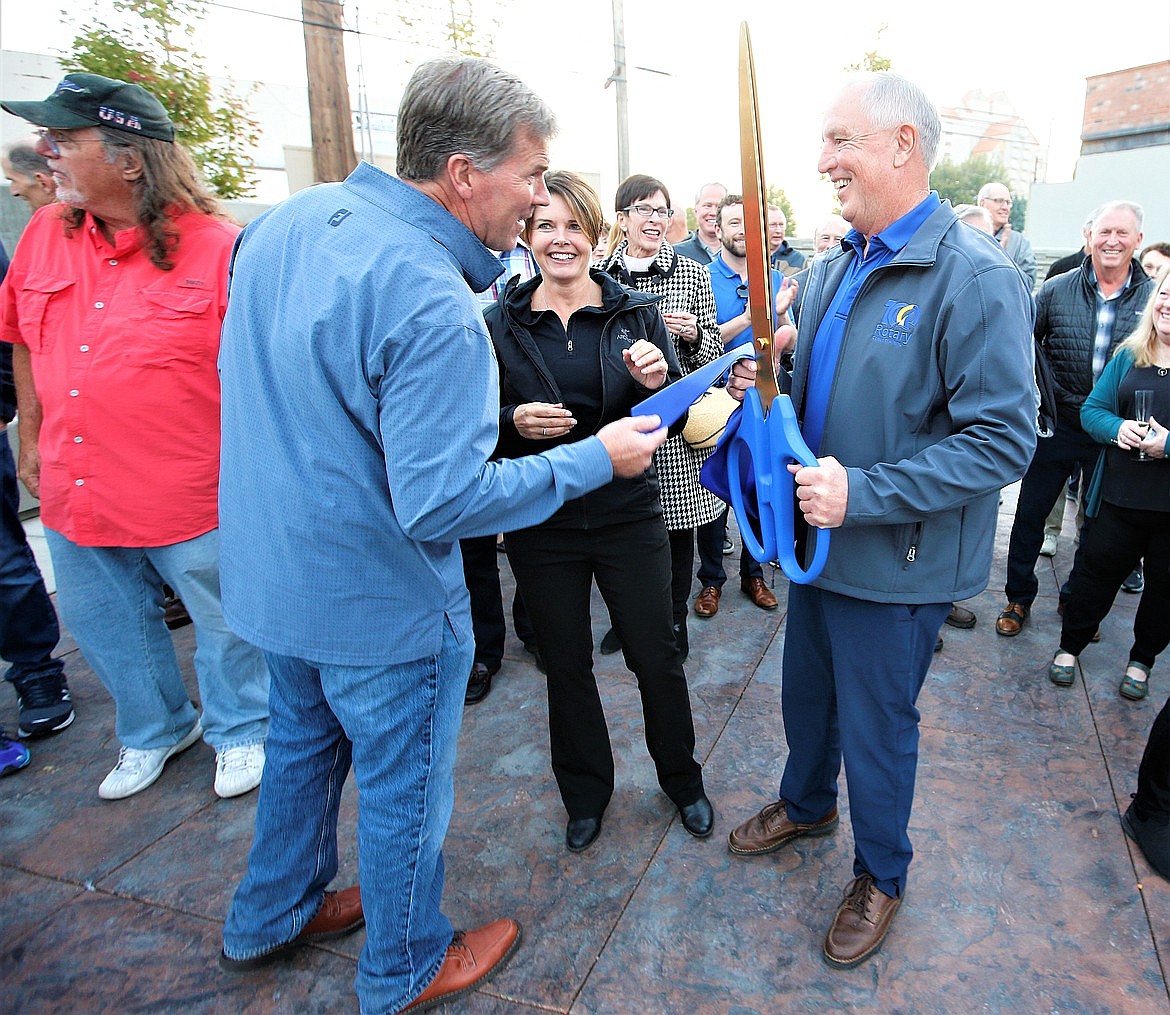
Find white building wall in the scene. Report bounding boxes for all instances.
[1027,145,1170,250]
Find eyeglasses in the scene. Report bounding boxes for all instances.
[736,283,749,300]
[983,197,1013,206]
[624,204,674,220]
[35,128,105,156]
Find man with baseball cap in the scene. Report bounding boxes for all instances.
[0,74,272,803]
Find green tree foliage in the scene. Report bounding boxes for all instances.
[62,0,260,198]
[1010,197,1027,232]
[397,1,500,58]
[930,154,1005,208]
[845,24,892,73]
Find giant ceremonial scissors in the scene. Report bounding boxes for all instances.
[727,22,829,584]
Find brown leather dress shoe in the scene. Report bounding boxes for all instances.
[741,577,778,610]
[944,604,976,629]
[694,585,721,618]
[995,602,1028,636]
[219,885,364,971]
[403,918,522,1011]
[823,875,901,969]
[728,799,838,855]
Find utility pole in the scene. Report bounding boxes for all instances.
[302,0,358,183]
[606,0,630,182]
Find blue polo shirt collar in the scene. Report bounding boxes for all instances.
[841,192,941,261]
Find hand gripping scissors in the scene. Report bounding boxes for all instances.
[729,23,829,584]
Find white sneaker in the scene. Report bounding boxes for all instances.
[1039,533,1058,557]
[99,721,203,800]
[214,742,265,799]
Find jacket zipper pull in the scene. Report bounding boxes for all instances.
[906,543,917,563]
[567,338,573,353]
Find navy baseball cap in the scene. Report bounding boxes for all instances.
[1,73,175,142]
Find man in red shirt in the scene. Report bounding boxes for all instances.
[0,74,270,801]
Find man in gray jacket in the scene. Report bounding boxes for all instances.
[979,181,1036,288]
[721,74,1036,969]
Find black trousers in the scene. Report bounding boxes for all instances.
[1059,501,1170,665]
[1134,695,1170,821]
[695,506,762,588]
[1004,424,1101,607]
[506,518,704,819]
[459,534,534,670]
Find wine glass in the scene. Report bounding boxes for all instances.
[1135,389,1154,461]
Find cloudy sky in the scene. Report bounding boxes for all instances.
[3,0,1167,229]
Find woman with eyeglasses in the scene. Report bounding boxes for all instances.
[595,175,726,662]
[485,171,713,853]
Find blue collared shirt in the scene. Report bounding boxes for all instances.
[706,251,783,350]
[802,193,941,455]
[218,162,613,665]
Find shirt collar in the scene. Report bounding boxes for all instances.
[1087,262,1133,299]
[711,252,738,279]
[842,192,941,259]
[343,161,502,293]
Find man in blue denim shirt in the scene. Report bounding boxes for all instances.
[217,57,666,1013]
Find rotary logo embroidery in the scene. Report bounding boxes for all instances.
[871,301,920,346]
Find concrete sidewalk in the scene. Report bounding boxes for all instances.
[2,488,1167,1013]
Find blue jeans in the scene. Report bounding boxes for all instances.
[779,584,948,898]
[44,527,268,751]
[1,430,64,689]
[222,623,470,1014]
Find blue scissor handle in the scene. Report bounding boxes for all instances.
[727,388,830,584]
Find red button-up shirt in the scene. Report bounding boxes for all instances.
[0,204,239,547]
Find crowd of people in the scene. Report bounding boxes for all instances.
[0,57,1167,1013]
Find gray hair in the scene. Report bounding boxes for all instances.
[858,73,941,170]
[396,57,556,181]
[3,142,50,178]
[1092,200,1144,233]
[975,181,1010,203]
[693,181,727,204]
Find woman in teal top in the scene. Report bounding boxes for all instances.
[1048,266,1170,699]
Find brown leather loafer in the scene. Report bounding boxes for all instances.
[219,885,364,971]
[823,875,901,969]
[741,577,778,610]
[403,918,522,1011]
[694,585,722,618]
[728,800,838,856]
[995,602,1028,636]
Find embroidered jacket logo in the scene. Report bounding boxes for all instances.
[871,301,920,346]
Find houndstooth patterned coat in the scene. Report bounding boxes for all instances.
[597,240,727,531]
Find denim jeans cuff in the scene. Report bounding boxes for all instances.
[212,735,267,753]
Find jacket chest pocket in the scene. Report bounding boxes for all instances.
[14,275,75,354]
[124,286,217,371]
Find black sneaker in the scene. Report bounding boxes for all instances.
[13,671,75,738]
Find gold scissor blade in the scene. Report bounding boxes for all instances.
[738,22,779,410]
